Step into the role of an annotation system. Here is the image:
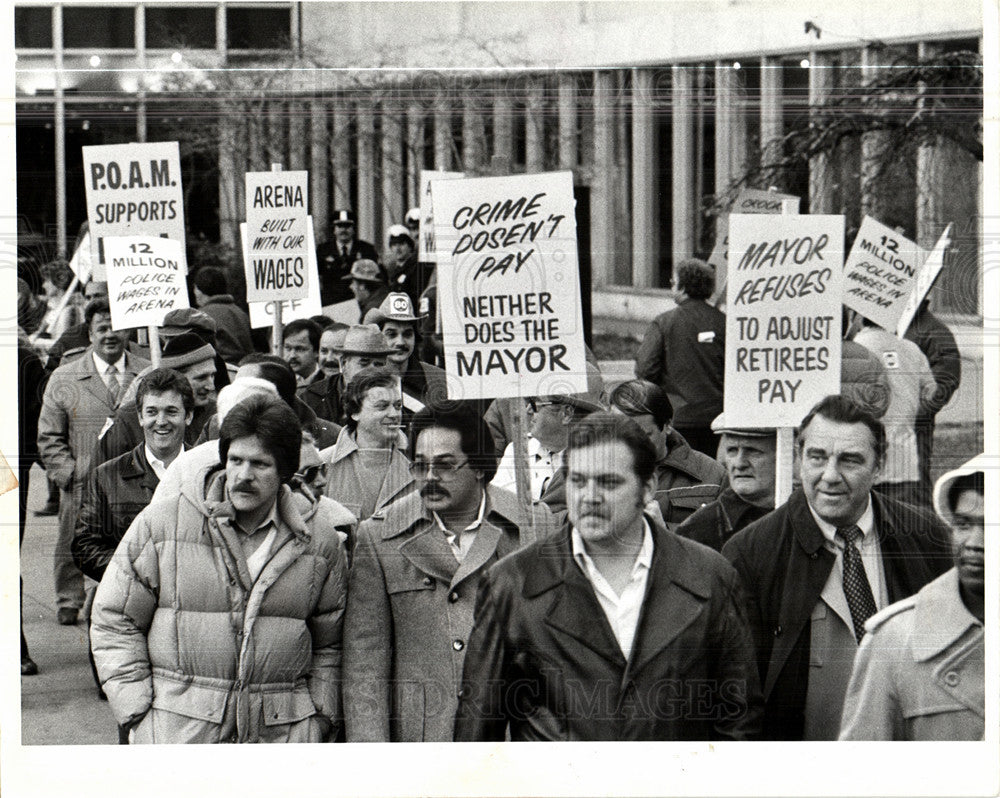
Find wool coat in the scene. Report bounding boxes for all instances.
[344,486,555,742]
[91,465,349,744]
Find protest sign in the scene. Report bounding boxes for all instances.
[418,170,464,262]
[82,142,186,280]
[244,170,309,302]
[68,229,93,284]
[246,217,323,328]
[430,170,587,400]
[842,216,921,330]
[103,235,189,330]
[707,188,800,306]
[895,224,953,337]
[725,213,844,428]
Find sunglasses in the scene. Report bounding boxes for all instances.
[408,459,470,480]
[299,463,328,483]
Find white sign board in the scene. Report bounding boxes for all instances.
[431,170,587,400]
[104,236,189,330]
[246,217,323,328]
[68,230,93,284]
[725,214,845,428]
[895,224,953,337]
[418,170,464,262]
[842,216,921,330]
[708,188,800,306]
[244,170,309,302]
[82,142,186,280]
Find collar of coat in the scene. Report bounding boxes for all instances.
[911,568,983,662]
[377,484,521,541]
[326,425,409,465]
[660,427,716,482]
[201,470,310,543]
[718,486,772,530]
[117,442,161,487]
[200,294,236,306]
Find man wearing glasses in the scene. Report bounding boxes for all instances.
[343,405,555,741]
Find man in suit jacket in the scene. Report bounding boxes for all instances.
[454,412,762,741]
[722,394,952,740]
[344,405,555,742]
[315,209,379,306]
[37,298,149,624]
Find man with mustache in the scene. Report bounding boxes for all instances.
[839,455,985,740]
[454,412,763,741]
[722,394,952,740]
[343,405,555,741]
[92,395,348,743]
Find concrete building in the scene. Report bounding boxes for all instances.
[14,2,984,330]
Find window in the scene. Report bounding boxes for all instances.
[15,6,52,49]
[63,6,135,49]
[226,7,291,49]
[146,7,216,49]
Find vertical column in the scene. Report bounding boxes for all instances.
[915,42,938,251]
[331,99,351,209]
[860,47,885,220]
[631,68,656,288]
[52,6,66,256]
[233,113,246,217]
[267,102,285,166]
[493,93,513,165]
[289,2,300,56]
[590,70,615,287]
[714,61,735,241]
[218,116,239,248]
[216,4,227,60]
[558,73,577,171]
[526,78,545,173]
[808,52,833,214]
[382,109,405,233]
[434,93,452,170]
[462,96,484,172]
[759,56,783,169]
[288,101,306,170]
[247,113,265,172]
[311,101,330,243]
[135,5,147,142]
[406,102,424,208]
[671,64,695,268]
[356,100,377,243]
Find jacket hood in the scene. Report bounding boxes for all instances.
[933,453,988,527]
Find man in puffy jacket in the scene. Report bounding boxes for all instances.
[91,395,348,744]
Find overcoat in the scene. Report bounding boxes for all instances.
[721,489,952,739]
[344,486,555,742]
[453,516,763,741]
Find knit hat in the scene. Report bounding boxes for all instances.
[160,307,218,339]
[160,332,217,370]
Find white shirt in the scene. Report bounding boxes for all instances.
[144,445,170,480]
[571,520,654,661]
[296,366,321,389]
[491,437,563,500]
[433,491,487,563]
[92,352,127,390]
[807,495,889,612]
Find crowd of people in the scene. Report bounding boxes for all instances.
[15,203,982,744]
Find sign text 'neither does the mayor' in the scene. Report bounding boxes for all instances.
[430,170,587,400]
[244,170,310,303]
[725,214,845,428]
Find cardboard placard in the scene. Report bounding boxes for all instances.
[82,142,187,280]
[843,216,922,330]
[244,170,310,302]
[708,188,801,306]
[68,230,94,284]
[895,224,953,337]
[418,170,464,262]
[430,170,587,400]
[104,236,189,330]
[725,214,845,428]
[246,217,323,328]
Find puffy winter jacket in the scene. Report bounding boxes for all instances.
[91,463,349,744]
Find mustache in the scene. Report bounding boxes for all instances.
[231,481,257,493]
[420,484,448,498]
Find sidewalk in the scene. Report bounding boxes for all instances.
[20,464,115,745]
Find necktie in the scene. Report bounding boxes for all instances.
[837,525,878,642]
[342,245,350,260]
[106,364,121,406]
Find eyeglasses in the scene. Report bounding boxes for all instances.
[408,458,470,480]
[525,399,560,413]
[298,463,328,483]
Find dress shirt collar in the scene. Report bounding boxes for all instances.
[571,518,654,580]
[807,494,876,546]
[296,365,321,388]
[92,351,126,378]
[433,489,487,537]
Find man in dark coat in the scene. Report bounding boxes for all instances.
[192,266,255,365]
[635,258,726,458]
[315,209,379,306]
[454,413,763,741]
[384,224,429,309]
[722,394,953,740]
[676,413,776,551]
[344,259,390,322]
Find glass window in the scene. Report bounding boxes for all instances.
[15,7,52,49]
[63,6,135,48]
[146,7,216,49]
[226,7,290,49]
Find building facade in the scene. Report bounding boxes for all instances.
[14,1,983,317]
